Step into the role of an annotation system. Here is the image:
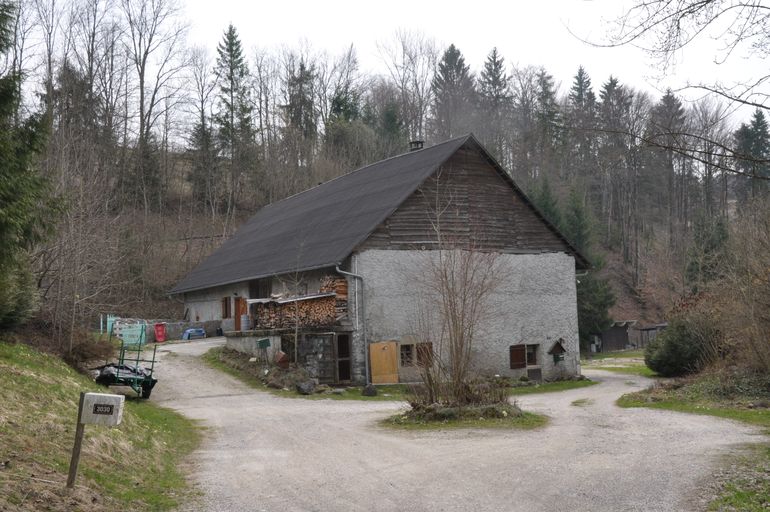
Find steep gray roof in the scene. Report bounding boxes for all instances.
[171,136,471,294]
[171,134,590,295]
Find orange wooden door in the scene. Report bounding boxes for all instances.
[234,297,247,330]
[370,341,399,384]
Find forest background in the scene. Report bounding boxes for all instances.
[2,0,768,355]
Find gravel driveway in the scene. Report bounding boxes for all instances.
[153,339,765,512]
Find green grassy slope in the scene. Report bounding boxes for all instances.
[0,341,200,511]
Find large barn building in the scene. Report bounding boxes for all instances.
[171,134,588,384]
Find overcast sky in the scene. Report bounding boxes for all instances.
[182,0,759,122]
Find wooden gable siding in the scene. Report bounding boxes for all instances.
[360,144,572,254]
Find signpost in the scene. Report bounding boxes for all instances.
[66,392,125,488]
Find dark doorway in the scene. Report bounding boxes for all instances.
[336,334,351,382]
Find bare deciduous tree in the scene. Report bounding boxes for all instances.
[378,29,437,141]
[410,245,500,405]
[120,0,187,212]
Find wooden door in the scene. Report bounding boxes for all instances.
[336,334,352,382]
[234,297,247,330]
[370,341,399,384]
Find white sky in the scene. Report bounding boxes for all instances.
[181,0,759,122]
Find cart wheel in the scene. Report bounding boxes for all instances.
[141,382,153,399]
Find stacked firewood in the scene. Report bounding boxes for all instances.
[320,275,349,320]
[253,296,336,329]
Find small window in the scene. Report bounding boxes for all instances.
[416,343,433,367]
[526,344,538,366]
[221,297,232,319]
[400,344,414,366]
[509,345,526,369]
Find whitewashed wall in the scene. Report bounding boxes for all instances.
[354,249,581,381]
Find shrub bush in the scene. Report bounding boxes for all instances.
[645,318,705,377]
[406,375,510,408]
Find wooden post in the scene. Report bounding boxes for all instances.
[66,392,86,489]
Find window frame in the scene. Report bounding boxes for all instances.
[400,344,415,367]
[510,343,541,369]
[526,344,538,366]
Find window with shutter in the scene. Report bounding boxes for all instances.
[221,297,231,319]
[509,345,526,369]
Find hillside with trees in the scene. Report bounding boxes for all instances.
[0,0,768,358]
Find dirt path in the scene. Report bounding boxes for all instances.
[153,339,765,512]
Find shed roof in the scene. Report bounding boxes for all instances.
[171,134,588,295]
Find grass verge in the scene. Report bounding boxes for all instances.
[380,410,548,431]
[591,364,658,378]
[708,444,770,512]
[0,341,201,511]
[617,394,770,428]
[202,346,408,401]
[582,349,645,361]
[508,379,597,395]
[618,373,770,511]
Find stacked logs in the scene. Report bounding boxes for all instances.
[320,275,348,321]
[253,296,336,329]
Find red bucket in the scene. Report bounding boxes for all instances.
[154,323,166,343]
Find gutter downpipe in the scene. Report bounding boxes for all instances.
[335,262,369,385]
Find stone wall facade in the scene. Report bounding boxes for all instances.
[183,282,250,323]
[183,251,580,383]
[353,249,580,381]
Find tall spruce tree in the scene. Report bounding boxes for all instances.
[188,117,219,210]
[0,1,50,328]
[283,59,317,170]
[215,24,255,219]
[533,68,561,179]
[734,109,770,200]
[566,66,597,180]
[430,44,476,140]
[647,90,687,240]
[478,47,512,163]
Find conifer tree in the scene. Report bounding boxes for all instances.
[566,66,597,180]
[734,109,770,200]
[532,177,562,229]
[214,24,255,219]
[647,89,687,239]
[478,47,512,162]
[533,68,561,178]
[283,59,317,170]
[430,44,476,140]
[0,1,50,328]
